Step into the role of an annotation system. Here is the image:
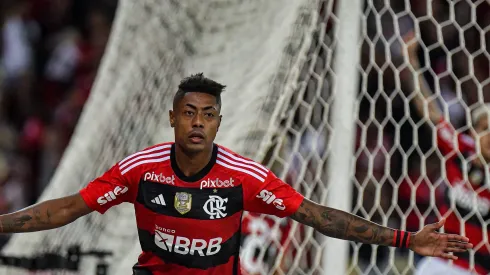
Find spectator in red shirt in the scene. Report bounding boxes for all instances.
[403,31,490,274]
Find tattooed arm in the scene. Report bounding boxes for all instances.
[291,199,472,259]
[291,199,393,245]
[0,194,92,233]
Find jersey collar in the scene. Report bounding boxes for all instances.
[170,143,218,182]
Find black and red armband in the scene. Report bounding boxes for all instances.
[392,230,411,248]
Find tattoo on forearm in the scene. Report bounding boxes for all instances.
[1,215,33,232]
[1,206,55,233]
[291,200,394,246]
[34,209,51,225]
[0,194,88,234]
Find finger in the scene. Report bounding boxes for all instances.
[446,234,470,243]
[439,252,458,260]
[433,218,446,229]
[426,219,445,231]
[447,241,473,250]
[443,247,469,253]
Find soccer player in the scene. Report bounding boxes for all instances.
[0,74,472,275]
[403,32,487,275]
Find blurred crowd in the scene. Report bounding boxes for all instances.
[0,0,117,238]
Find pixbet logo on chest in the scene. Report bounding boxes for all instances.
[144,172,175,185]
[200,177,234,189]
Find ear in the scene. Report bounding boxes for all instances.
[169,110,175,128]
[217,115,222,132]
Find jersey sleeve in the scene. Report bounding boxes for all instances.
[436,119,475,155]
[79,162,138,214]
[243,170,304,218]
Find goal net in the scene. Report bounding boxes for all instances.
[2,0,488,274]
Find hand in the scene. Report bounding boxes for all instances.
[402,30,420,64]
[409,218,473,260]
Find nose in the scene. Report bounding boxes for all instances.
[192,113,204,128]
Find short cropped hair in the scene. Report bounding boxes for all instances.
[173,73,226,109]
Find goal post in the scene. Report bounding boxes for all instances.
[323,0,362,273]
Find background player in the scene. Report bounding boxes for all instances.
[402,31,489,275]
[0,74,473,274]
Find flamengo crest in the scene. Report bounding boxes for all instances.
[203,195,228,219]
[174,192,192,215]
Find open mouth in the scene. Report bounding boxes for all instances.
[189,132,205,143]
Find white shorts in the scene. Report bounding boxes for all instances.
[415,257,477,275]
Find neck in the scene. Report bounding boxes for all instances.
[174,143,214,177]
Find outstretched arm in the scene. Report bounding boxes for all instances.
[0,194,92,233]
[291,199,393,245]
[291,198,472,260]
[402,31,443,125]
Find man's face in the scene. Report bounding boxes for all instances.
[169,92,221,154]
[474,115,490,162]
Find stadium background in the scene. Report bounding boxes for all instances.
[0,0,117,245]
[0,0,489,274]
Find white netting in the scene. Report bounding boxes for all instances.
[1,0,317,274]
[2,0,489,274]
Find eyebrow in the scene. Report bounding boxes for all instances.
[184,103,218,111]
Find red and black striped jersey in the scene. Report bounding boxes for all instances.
[79,142,304,275]
[436,120,490,274]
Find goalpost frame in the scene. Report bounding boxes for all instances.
[322,0,362,273]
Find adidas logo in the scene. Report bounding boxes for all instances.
[151,194,166,206]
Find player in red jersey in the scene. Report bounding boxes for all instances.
[0,73,472,274]
[403,32,488,274]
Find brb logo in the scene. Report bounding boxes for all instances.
[203,195,228,219]
[144,172,175,185]
[256,189,286,211]
[97,186,129,205]
[200,178,234,189]
[154,226,222,256]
